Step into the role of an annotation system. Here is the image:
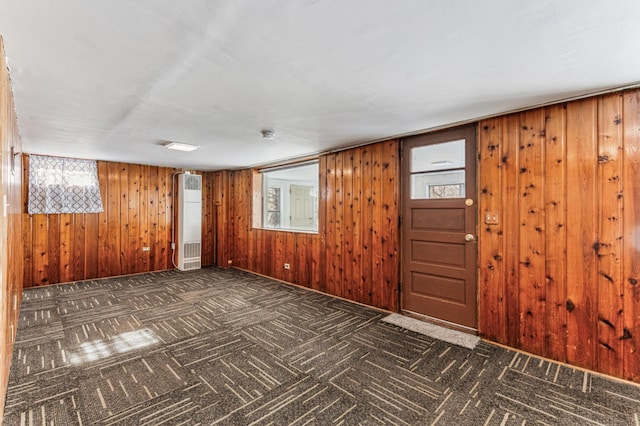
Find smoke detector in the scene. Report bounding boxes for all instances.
[261,130,275,140]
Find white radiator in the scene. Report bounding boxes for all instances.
[177,173,202,271]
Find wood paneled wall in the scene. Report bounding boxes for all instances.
[216,140,400,311]
[22,162,217,288]
[22,159,176,286]
[478,89,640,382]
[0,36,24,419]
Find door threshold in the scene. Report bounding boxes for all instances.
[401,310,478,336]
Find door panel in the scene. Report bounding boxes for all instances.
[411,207,465,231]
[411,273,467,304]
[402,126,477,329]
[410,241,466,267]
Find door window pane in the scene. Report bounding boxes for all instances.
[411,170,465,199]
[410,140,466,199]
[411,139,465,173]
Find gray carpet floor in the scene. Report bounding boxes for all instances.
[4,267,640,425]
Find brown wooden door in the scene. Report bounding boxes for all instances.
[401,126,477,329]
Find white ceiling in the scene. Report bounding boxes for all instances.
[1,1,639,171]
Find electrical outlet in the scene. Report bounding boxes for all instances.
[142,247,150,252]
[284,263,290,270]
[228,260,233,265]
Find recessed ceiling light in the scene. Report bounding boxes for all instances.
[164,141,200,152]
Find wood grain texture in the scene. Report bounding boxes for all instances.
[565,98,598,370]
[21,160,194,287]
[543,104,567,361]
[596,94,624,377]
[478,88,640,383]
[623,90,640,382]
[216,140,400,311]
[0,36,24,419]
[518,109,546,355]
[477,118,505,342]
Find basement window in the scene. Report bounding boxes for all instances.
[253,161,319,232]
[28,154,104,214]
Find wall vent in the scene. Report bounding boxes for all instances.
[177,174,202,271]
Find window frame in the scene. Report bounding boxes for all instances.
[252,160,319,234]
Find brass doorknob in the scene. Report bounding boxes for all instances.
[465,234,475,242]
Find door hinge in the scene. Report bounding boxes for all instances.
[398,215,403,227]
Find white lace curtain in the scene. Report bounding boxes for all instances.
[28,154,104,214]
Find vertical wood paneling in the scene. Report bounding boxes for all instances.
[478,88,640,383]
[315,156,326,292]
[22,159,33,286]
[200,172,215,266]
[22,161,185,287]
[97,161,109,278]
[361,146,373,306]
[623,90,640,382]
[158,167,171,271]
[596,94,624,377]
[138,165,149,271]
[59,214,73,283]
[119,164,130,274]
[543,104,567,361]
[503,114,521,348]
[0,35,24,418]
[343,151,354,300]
[518,110,546,355]
[33,214,49,285]
[106,161,121,277]
[217,140,400,312]
[214,170,231,267]
[371,143,383,309]
[351,149,363,303]
[334,152,345,298]
[325,154,338,296]
[147,165,159,271]
[48,214,61,284]
[478,118,505,342]
[84,212,99,279]
[565,98,598,370]
[382,141,399,311]
[128,163,140,274]
[73,213,85,282]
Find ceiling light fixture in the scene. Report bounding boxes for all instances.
[261,130,275,140]
[164,141,200,152]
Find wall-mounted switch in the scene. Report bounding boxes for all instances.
[485,211,499,225]
[142,247,151,252]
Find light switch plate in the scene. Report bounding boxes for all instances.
[485,211,499,225]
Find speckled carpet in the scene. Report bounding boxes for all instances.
[4,267,640,425]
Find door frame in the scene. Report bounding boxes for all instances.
[399,124,479,332]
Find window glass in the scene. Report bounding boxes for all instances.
[410,140,466,199]
[259,162,318,232]
[411,139,465,173]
